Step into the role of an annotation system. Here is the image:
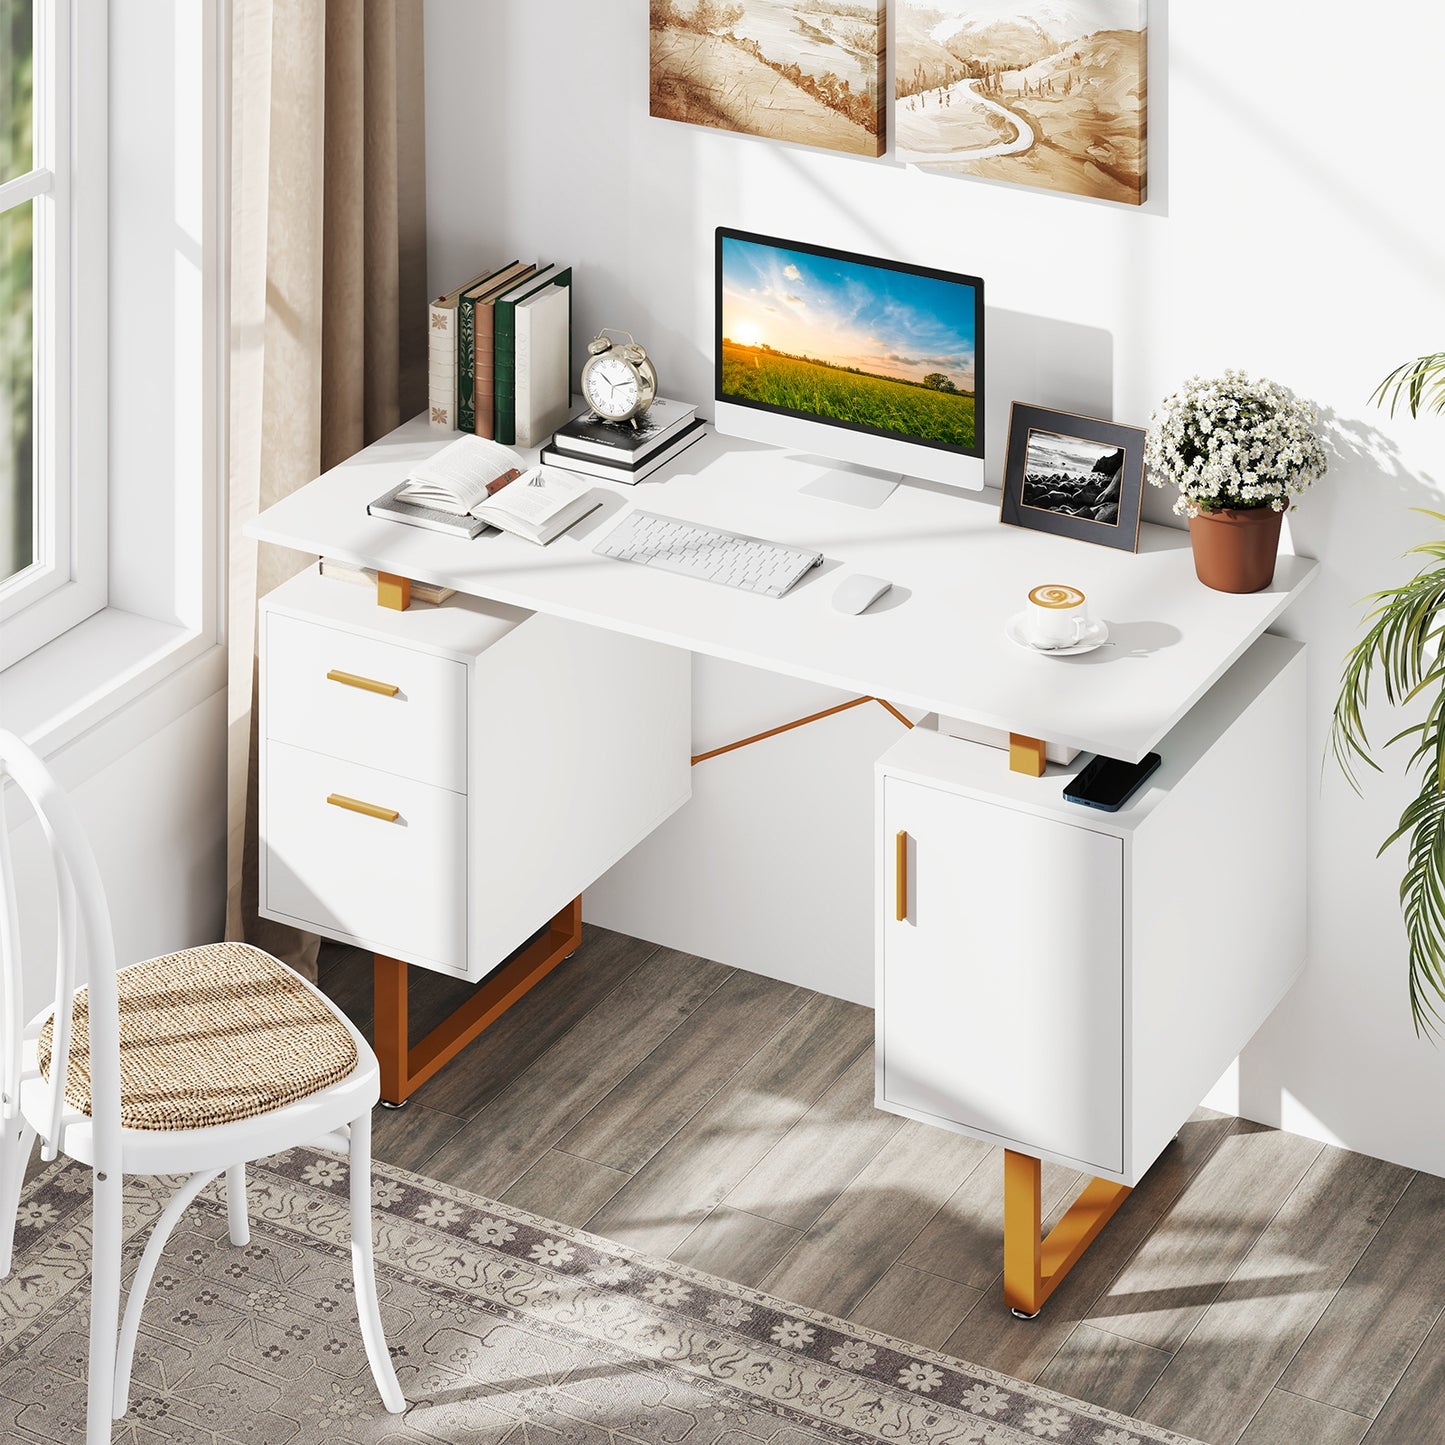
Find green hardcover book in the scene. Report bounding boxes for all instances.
[455,260,523,433]
[493,264,570,446]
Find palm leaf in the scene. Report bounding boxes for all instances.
[1369,353,1445,419]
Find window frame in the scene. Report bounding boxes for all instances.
[0,0,107,669]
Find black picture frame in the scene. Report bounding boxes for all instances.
[999,403,1146,553]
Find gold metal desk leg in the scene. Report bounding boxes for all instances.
[374,897,583,1105]
[1004,1149,1132,1316]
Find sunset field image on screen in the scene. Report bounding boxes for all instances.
[719,235,979,452]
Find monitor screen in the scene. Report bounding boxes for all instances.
[715,229,984,474]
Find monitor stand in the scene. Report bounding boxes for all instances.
[799,460,900,510]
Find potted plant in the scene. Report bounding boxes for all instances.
[1145,370,1329,592]
[1332,351,1445,1034]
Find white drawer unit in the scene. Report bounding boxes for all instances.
[877,633,1307,1188]
[259,566,692,980]
[266,611,469,792]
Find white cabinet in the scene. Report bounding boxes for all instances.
[258,567,692,980]
[877,634,1307,1187]
[884,783,1124,1173]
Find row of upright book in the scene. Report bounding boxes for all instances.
[428,260,572,449]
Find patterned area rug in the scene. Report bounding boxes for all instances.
[0,1147,1203,1445]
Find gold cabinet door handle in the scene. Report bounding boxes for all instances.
[327,793,400,823]
[326,668,400,697]
[895,829,908,922]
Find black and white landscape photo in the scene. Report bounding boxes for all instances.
[1021,428,1125,525]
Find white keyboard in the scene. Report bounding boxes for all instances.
[594,510,824,598]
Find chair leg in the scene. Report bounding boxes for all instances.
[348,1108,404,1413]
[88,1169,123,1445]
[225,1164,250,1247]
[0,1118,36,1277]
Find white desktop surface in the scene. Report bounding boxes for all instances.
[247,414,1318,762]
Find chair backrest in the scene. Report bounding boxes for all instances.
[0,729,122,1175]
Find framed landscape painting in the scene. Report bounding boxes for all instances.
[894,1,1147,204]
[650,1,887,158]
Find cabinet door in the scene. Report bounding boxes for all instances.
[880,777,1123,1173]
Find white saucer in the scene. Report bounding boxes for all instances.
[1005,612,1110,656]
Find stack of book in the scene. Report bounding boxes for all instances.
[540,398,706,485]
[427,259,572,449]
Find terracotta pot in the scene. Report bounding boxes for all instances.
[1187,505,1284,593]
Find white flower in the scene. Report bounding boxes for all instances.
[828,1339,877,1369]
[1023,1403,1072,1437]
[898,1361,944,1393]
[705,1298,754,1327]
[413,1199,462,1228]
[301,1158,346,1188]
[468,1216,517,1246]
[16,1199,59,1229]
[960,1381,1011,1414]
[640,1278,692,1307]
[529,1238,576,1266]
[1093,1429,1142,1445]
[587,1260,633,1286]
[770,1319,815,1349]
[370,1179,406,1207]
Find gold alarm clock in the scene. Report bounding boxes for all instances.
[580,328,658,426]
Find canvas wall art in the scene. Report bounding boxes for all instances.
[894,1,1146,204]
[650,1,887,158]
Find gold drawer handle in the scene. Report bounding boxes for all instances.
[327,793,400,823]
[326,668,399,697]
[895,829,908,922]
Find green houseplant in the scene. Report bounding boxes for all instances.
[1331,351,1445,1034]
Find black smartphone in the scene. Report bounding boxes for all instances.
[1063,752,1162,812]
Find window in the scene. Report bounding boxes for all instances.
[0,1,104,670]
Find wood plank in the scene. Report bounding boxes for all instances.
[417,946,732,1197]
[942,1110,1237,1382]
[848,1264,983,1351]
[1082,1121,1322,1353]
[586,994,872,1257]
[1238,1391,1369,1445]
[1280,1170,1445,1417]
[669,1206,802,1288]
[500,1148,630,1229]
[1135,1146,1412,1444]
[724,1048,905,1230]
[410,924,657,1118]
[1034,1322,1172,1419]
[368,1101,467,1173]
[558,970,806,1173]
[1360,1309,1445,1445]
[318,947,376,1033]
[759,1121,991,1318]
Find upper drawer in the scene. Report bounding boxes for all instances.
[264,612,468,792]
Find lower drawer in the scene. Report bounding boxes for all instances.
[262,740,467,971]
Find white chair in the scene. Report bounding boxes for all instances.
[0,730,404,1443]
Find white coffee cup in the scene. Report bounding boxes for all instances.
[1026,583,1092,648]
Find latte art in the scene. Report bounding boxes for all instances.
[1028,584,1086,610]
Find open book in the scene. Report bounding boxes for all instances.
[368,435,598,544]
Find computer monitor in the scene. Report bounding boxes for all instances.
[715,228,985,503]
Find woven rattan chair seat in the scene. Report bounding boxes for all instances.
[38,943,358,1131]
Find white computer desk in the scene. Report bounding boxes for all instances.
[249,413,1318,765]
[247,412,1318,1318]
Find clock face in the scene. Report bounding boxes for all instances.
[586,354,641,418]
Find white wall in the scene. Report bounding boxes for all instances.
[424,1,1445,1176]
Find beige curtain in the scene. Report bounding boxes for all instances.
[226,0,428,978]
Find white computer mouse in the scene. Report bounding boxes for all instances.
[832,574,893,615]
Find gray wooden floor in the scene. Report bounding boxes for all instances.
[321,926,1445,1445]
